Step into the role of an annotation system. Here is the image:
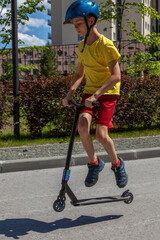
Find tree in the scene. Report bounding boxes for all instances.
[99,0,160,77]
[0,58,12,83]
[0,47,39,83]
[40,42,58,78]
[0,1,46,80]
[0,0,45,49]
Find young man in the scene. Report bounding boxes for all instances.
[62,0,128,188]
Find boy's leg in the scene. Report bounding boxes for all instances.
[96,124,118,164]
[96,124,128,188]
[78,113,105,187]
[78,112,96,163]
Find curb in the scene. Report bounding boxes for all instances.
[0,147,160,173]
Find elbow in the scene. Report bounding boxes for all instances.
[75,72,84,80]
[116,70,121,83]
[115,74,121,84]
[111,70,121,84]
[117,75,121,83]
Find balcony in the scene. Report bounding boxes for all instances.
[48,9,51,16]
[48,32,52,40]
[48,19,51,26]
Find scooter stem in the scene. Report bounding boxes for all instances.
[65,106,80,170]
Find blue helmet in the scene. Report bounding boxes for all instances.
[64,0,100,24]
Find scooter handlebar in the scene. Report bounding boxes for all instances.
[92,101,100,107]
[68,100,100,108]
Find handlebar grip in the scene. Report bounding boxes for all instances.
[92,101,100,107]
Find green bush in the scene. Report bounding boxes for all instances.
[1,72,159,138]
[0,84,5,130]
[113,74,160,129]
[19,73,85,138]
[0,81,13,131]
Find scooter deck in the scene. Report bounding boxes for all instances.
[54,187,133,212]
[71,195,130,206]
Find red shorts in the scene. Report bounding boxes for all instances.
[80,94,117,127]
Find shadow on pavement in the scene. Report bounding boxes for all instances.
[0,215,123,239]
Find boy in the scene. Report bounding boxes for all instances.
[62,0,128,188]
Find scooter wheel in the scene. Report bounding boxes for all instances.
[122,190,134,204]
[53,200,65,212]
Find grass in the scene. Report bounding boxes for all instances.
[0,126,160,148]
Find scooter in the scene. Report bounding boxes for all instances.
[53,101,133,212]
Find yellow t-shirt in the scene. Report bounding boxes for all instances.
[78,34,121,95]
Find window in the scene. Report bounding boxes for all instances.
[33,69,39,75]
[26,51,33,56]
[72,51,77,56]
[113,32,116,40]
[63,61,68,65]
[63,70,68,76]
[145,22,147,29]
[57,50,63,56]
[34,60,40,64]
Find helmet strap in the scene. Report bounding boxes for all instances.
[81,16,96,53]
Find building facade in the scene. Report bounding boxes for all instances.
[151,0,160,32]
[48,0,115,45]
[1,0,158,77]
[47,0,152,45]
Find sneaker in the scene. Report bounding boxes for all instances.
[111,157,128,188]
[85,158,105,187]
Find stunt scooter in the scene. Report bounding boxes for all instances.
[53,101,133,212]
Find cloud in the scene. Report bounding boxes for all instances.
[43,0,50,9]
[19,24,30,33]
[27,18,49,28]
[17,0,49,9]
[0,1,50,48]
[17,0,26,7]
[18,32,46,47]
[18,17,49,33]
[1,7,8,16]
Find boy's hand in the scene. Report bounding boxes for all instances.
[85,95,97,108]
[62,97,72,107]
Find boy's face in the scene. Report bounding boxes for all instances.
[71,17,87,37]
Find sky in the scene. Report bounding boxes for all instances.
[0,0,51,49]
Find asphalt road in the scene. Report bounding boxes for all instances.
[0,157,160,240]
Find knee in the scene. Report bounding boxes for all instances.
[96,131,104,143]
[78,122,85,136]
[96,129,109,144]
[78,118,89,137]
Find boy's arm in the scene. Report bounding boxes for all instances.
[85,59,121,107]
[62,62,84,106]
